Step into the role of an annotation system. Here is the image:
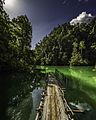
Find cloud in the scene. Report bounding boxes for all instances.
[70,12,94,25]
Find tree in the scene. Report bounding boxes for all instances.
[0,0,5,11]
[35,17,96,66]
[79,41,85,55]
[11,15,32,70]
[0,0,11,71]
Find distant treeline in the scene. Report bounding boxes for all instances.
[0,1,34,72]
[35,17,96,66]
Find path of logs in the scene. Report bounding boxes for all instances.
[35,74,83,120]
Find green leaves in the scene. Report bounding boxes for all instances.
[0,6,33,71]
[35,18,96,66]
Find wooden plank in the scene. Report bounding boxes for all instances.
[35,75,74,120]
[42,83,69,120]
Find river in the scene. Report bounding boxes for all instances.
[0,72,45,120]
[43,66,96,120]
[0,66,96,120]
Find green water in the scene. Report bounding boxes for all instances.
[1,67,96,120]
[41,66,96,120]
[43,66,96,104]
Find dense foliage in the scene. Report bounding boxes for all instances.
[35,19,96,66]
[0,1,34,72]
[0,1,36,119]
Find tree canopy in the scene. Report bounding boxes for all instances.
[0,1,33,72]
[35,20,96,66]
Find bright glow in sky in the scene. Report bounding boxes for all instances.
[5,0,16,8]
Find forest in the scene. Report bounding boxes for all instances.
[0,1,38,119]
[0,0,96,72]
[0,0,96,120]
[35,17,96,66]
[0,0,35,72]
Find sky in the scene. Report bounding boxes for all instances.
[4,0,96,48]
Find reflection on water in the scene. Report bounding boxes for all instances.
[69,102,92,111]
[7,94,32,120]
[0,72,45,120]
[54,66,96,120]
[29,88,43,120]
[7,88,43,120]
[47,66,96,105]
[1,66,96,120]
[0,74,9,120]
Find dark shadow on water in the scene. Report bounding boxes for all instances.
[0,73,10,120]
[0,72,33,120]
[0,71,46,120]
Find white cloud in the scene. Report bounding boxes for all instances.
[70,12,94,25]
